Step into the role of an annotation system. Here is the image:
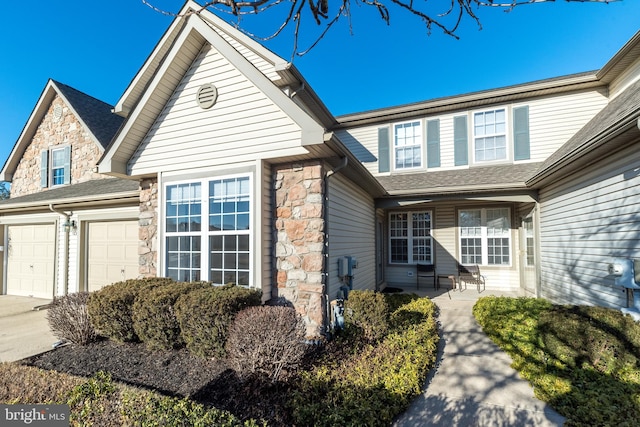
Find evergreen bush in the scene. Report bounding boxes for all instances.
[344,290,389,342]
[175,284,262,358]
[88,278,175,342]
[132,281,210,350]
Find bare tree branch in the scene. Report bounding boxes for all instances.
[142,0,619,58]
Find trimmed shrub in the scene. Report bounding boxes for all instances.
[88,278,176,342]
[67,371,120,425]
[344,290,389,342]
[175,284,262,358]
[0,364,258,426]
[0,363,84,404]
[47,292,97,345]
[226,305,306,382]
[473,296,640,426]
[291,296,439,427]
[539,305,640,374]
[132,281,210,350]
[120,385,258,427]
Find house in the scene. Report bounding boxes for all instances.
[0,80,140,299]
[1,1,639,337]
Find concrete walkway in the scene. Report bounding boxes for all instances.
[0,295,56,363]
[394,290,566,426]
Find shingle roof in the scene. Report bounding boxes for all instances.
[0,178,139,209]
[54,81,124,149]
[528,78,640,185]
[376,162,543,196]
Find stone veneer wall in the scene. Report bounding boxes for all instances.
[274,161,326,338]
[11,95,106,197]
[139,178,158,277]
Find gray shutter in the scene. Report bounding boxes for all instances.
[378,127,390,173]
[513,106,530,160]
[40,150,49,188]
[454,116,468,166]
[63,146,71,185]
[426,119,440,168]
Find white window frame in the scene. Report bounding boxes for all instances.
[459,207,511,266]
[41,145,70,188]
[50,147,67,186]
[393,121,423,170]
[388,211,433,264]
[163,173,253,286]
[473,108,508,163]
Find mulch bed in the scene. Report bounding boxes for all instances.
[21,339,295,425]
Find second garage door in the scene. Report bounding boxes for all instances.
[87,220,139,292]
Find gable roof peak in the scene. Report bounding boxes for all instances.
[0,79,123,182]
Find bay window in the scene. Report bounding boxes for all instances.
[165,175,251,285]
[459,208,511,265]
[389,211,432,264]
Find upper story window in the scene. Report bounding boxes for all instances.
[164,175,252,286]
[389,211,433,264]
[394,121,422,170]
[41,146,70,188]
[473,109,507,162]
[454,105,529,166]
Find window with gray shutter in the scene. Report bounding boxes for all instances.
[454,115,468,166]
[513,106,530,161]
[378,127,390,173]
[426,119,440,168]
[41,146,71,187]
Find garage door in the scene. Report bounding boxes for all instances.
[6,224,56,299]
[87,220,139,292]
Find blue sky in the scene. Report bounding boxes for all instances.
[0,0,638,170]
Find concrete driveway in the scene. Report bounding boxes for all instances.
[0,295,57,362]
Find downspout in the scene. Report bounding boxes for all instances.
[49,204,71,296]
[323,157,348,334]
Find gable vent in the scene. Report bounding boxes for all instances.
[196,83,218,109]
[52,104,63,122]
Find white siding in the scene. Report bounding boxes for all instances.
[54,218,68,296]
[610,55,640,99]
[539,143,640,308]
[128,45,306,176]
[336,88,608,176]
[260,161,273,301]
[210,27,281,82]
[326,173,376,301]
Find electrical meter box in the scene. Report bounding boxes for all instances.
[338,256,358,277]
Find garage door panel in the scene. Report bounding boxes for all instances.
[7,224,56,299]
[87,220,138,293]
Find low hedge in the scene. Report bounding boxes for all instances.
[473,296,640,427]
[88,278,176,342]
[290,294,438,427]
[0,364,258,426]
[175,284,262,358]
[132,281,211,350]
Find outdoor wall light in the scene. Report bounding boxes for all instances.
[63,219,77,234]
